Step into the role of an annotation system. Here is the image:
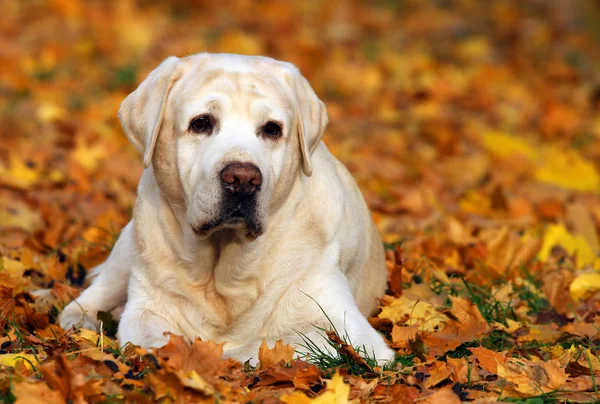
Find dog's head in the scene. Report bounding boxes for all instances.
[118,53,328,239]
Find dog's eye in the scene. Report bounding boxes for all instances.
[189,115,214,134]
[261,121,282,138]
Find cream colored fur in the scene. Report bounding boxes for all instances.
[59,53,394,364]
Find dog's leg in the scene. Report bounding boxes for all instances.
[117,307,173,349]
[59,221,136,330]
[116,272,179,349]
[222,270,394,367]
[295,270,396,366]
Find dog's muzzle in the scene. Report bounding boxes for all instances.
[191,162,264,238]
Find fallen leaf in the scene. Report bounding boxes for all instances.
[570,272,600,301]
[421,361,452,388]
[281,372,349,404]
[254,360,321,391]
[497,358,567,397]
[0,353,38,370]
[535,147,600,192]
[468,347,506,374]
[417,387,461,404]
[259,340,296,370]
[326,331,374,372]
[155,334,228,385]
[378,295,448,332]
[13,381,64,404]
[538,223,598,269]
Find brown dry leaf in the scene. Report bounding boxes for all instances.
[402,283,445,306]
[564,376,595,392]
[421,361,452,388]
[155,334,228,385]
[39,354,105,403]
[479,227,541,275]
[561,321,600,339]
[468,347,506,374]
[576,350,600,373]
[515,324,562,344]
[554,392,600,403]
[417,387,461,404]
[326,330,374,372]
[447,356,481,384]
[497,358,567,397]
[147,370,214,402]
[292,363,322,391]
[388,245,404,296]
[391,324,420,349]
[420,296,489,356]
[378,295,448,332]
[259,340,296,370]
[543,270,576,314]
[254,360,321,391]
[0,286,16,328]
[567,203,600,252]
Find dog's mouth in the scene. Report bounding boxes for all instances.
[193,216,262,238]
[192,195,262,239]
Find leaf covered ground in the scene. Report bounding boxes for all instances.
[2,0,600,403]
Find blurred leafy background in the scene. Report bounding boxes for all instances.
[2,0,600,402]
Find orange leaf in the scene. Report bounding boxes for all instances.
[155,334,228,384]
[258,340,296,370]
[468,347,506,374]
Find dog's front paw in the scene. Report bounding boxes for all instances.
[117,309,173,349]
[59,301,99,331]
[372,345,396,368]
[359,333,396,368]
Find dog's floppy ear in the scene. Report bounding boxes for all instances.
[118,56,182,168]
[292,72,328,177]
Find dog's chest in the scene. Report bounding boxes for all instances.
[174,263,263,336]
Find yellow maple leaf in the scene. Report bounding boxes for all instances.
[459,190,491,216]
[0,155,41,189]
[0,199,43,233]
[74,328,118,350]
[538,223,599,268]
[72,138,107,172]
[535,147,600,192]
[1,257,26,279]
[481,131,538,161]
[36,102,66,122]
[481,132,600,192]
[0,353,38,370]
[570,272,600,301]
[281,372,350,404]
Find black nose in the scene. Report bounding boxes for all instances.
[220,162,262,194]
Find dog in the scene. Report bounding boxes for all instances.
[59,53,395,364]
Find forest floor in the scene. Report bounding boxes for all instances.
[2,1,600,403]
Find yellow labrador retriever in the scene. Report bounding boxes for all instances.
[59,53,395,364]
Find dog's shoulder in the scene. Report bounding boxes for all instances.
[297,144,368,238]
